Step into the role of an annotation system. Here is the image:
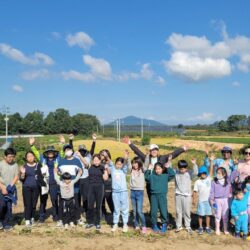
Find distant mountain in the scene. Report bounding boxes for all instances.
[106,116,166,126]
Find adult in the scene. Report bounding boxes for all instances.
[29,136,64,223]
[57,143,83,227]
[0,148,19,231]
[123,136,188,203]
[237,146,250,183]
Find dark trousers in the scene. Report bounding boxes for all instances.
[39,184,59,221]
[87,183,104,225]
[79,178,89,214]
[150,193,167,225]
[146,182,151,204]
[102,190,114,216]
[22,186,40,220]
[61,197,76,225]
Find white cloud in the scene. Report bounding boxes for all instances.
[12,84,23,92]
[83,55,112,79]
[0,43,54,66]
[164,25,250,81]
[140,63,154,80]
[155,76,166,85]
[21,69,50,80]
[66,32,95,50]
[232,81,240,87]
[193,112,215,121]
[163,52,231,81]
[51,32,61,39]
[61,70,95,82]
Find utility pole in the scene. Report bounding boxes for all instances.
[118,118,121,142]
[116,119,119,141]
[3,106,10,143]
[141,118,144,139]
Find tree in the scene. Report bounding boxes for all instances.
[9,112,23,134]
[226,115,247,131]
[72,113,100,136]
[22,110,44,134]
[217,120,228,132]
[44,108,73,134]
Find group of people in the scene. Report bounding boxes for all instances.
[0,135,250,241]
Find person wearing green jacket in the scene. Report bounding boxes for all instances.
[145,160,175,234]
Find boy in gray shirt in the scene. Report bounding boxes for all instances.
[54,168,82,229]
[0,148,19,231]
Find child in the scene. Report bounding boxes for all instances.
[193,166,212,235]
[54,169,82,229]
[231,187,250,240]
[145,161,175,234]
[86,154,109,230]
[245,176,250,237]
[99,149,114,222]
[209,167,232,235]
[20,151,46,228]
[109,151,129,233]
[128,156,147,234]
[174,159,198,234]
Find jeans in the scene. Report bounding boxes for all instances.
[112,191,129,225]
[130,190,146,227]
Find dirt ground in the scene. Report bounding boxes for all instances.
[0,182,249,250]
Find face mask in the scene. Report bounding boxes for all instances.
[216,174,223,180]
[65,150,73,157]
[246,184,250,191]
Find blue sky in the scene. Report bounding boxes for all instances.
[0,0,250,125]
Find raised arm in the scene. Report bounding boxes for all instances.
[90,133,97,156]
[161,146,187,163]
[123,136,146,161]
[190,158,198,179]
[29,137,41,162]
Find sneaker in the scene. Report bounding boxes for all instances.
[25,220,31,228]
[205,227,212,234]
[0,222,3,230]
[3,225,13,232]
[64,224,69,230]
[141,227,147,234]
[161,223,167,234]
[96,224,101,230]
[123,224,128,233]
[85,224,95,229]
[111,224,118,232]
[198,227,204,235]
[56,220,63,228]
[152,224,160,233]
[77,220,84,226]
[243,234,247,240]
[135,226,140,230]
[235,232,240,238]
[186,227,193,235]
[175,226,183,233]
[70,222,75,228]
[224,231,229,235]
[31,218,35,224]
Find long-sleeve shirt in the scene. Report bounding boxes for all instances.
[209,177,232,201]
[145,167,175,194]
[175,164,198,196]
[55,173,81,199]
[231,191,250,217]
[109,162,128,192]
[129,143,185,165]
[128,158,146,191]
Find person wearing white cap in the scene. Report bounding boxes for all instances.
[123,136,188,204]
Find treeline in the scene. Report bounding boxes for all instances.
[184,115,250,132]
[0,109,100,136]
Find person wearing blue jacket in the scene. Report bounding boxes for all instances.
[109,152,129,233]
[231,188,250,240]
[145,161,175,234]
[204,146,237,176]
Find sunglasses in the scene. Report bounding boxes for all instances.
[244,152,250,155]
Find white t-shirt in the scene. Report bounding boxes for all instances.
[193,176,212,202]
